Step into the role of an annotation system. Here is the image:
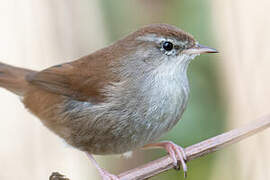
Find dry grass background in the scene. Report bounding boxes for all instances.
[211,0,270,179]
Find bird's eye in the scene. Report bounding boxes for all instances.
[162,41,174,51]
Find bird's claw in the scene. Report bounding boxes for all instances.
[161,141,188,178]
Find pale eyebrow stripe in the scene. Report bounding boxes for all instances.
[137,35,188,48]
[136,34,165,43]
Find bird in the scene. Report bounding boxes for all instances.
[0,24,217,180]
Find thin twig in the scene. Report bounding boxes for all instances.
[118,116,270,180]
[49,116,270,180]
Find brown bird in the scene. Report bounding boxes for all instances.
[0,24,217,180]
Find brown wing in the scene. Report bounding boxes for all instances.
[26,53,115,103]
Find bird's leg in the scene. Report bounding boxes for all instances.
[86,153,119,180]
[143,141,188,178]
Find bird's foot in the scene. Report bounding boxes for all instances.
[144,141,188,178]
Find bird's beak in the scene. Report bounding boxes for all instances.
[183,44,218,54]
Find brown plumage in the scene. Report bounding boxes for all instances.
[0,24,217,179]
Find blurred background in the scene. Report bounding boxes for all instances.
[0,0,269,180]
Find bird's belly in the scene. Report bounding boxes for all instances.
[59,101,187,155]
[83,96,188,154]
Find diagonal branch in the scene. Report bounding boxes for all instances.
[49,116,270,180]
[118,116,270,180]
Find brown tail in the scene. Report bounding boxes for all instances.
[0,62,35,96]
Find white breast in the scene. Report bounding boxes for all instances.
[139,55,192,142]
